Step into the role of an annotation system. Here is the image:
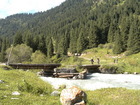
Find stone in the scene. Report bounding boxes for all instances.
[12,91,20,96]
[124,72,128,74]
[73,75,78,79]
[11,98,19,100]
[0,80,4,83]
[134,72,139,75]
[60,86,87,105]
[51,91,61,96]
[40,94,44,97]
[74,100,85,105]
[37,70,44,76]
[78,74,84,79]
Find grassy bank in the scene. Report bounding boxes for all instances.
[0,68,60,105]
[0,67,140,105]
[87,88,140,105]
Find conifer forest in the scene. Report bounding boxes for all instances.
[0,0,139,62]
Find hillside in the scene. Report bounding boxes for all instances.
[0,0,140,62]
[61,44,140,73]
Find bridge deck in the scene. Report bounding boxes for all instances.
[81,65,100,68]
[81,65,101,73]
[8,63,61,70]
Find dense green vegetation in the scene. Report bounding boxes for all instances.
[0,0,140,63]
[0,67,140,105]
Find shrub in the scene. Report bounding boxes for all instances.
[0,65,13,70]
[99,65,124,74]
[31,50,47,64]
[6,44,33,63]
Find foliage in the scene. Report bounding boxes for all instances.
[100,65,124,74]
[0,0,140,62]
[6,44,33,63]
[31,50,47,64]
[61,56,83,67]
[47,37,54,58]
[0,65,13,70]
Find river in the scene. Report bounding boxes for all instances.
[40,73,140,90]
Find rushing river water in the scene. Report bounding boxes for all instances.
[40,73,140,90]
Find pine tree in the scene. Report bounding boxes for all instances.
[32,36,39,52]
[113,30,124,54]
[38,34,46,54]
[24,31,33,48]
[0,38,8,62]
[127,17,140,54]
[69,28,78,54]
[58,34,68,55]
[101,13,111,43]
[47,37,54,58]
[120,17,130,51]
[13,32,23,46]
[88,25,100,48]
[108,21,118,43]
[77,29,87,54]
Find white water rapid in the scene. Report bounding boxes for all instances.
[40,73,140,90]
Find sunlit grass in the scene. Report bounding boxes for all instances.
[87,88,140,105]
[0,68,60,105]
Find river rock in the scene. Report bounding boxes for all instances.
[60,86,87,105]
[134,72,139,75]
[12,91,20,96]
[0,80,4,83]
[51,91,61,96]
[124,72,128,74]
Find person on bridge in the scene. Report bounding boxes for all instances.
[90,58,94,64]
[97,58,100,64]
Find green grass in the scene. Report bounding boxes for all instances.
[0,67,140,105]
[87,88,140,105]
[0,68,61,105]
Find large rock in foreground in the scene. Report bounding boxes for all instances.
[60,86,87,105]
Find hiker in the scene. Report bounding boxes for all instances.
[90,58,94,64]
[97,58,100,64]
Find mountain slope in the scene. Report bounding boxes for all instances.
[0,0,139,62]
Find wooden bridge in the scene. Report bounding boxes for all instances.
[8,63,100,77]
[8,63,61,69]
[8,63,61,76]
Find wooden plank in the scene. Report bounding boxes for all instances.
[53,73,79,75]
[59,75,74,78]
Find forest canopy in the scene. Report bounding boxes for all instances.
[0,0,140,62]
